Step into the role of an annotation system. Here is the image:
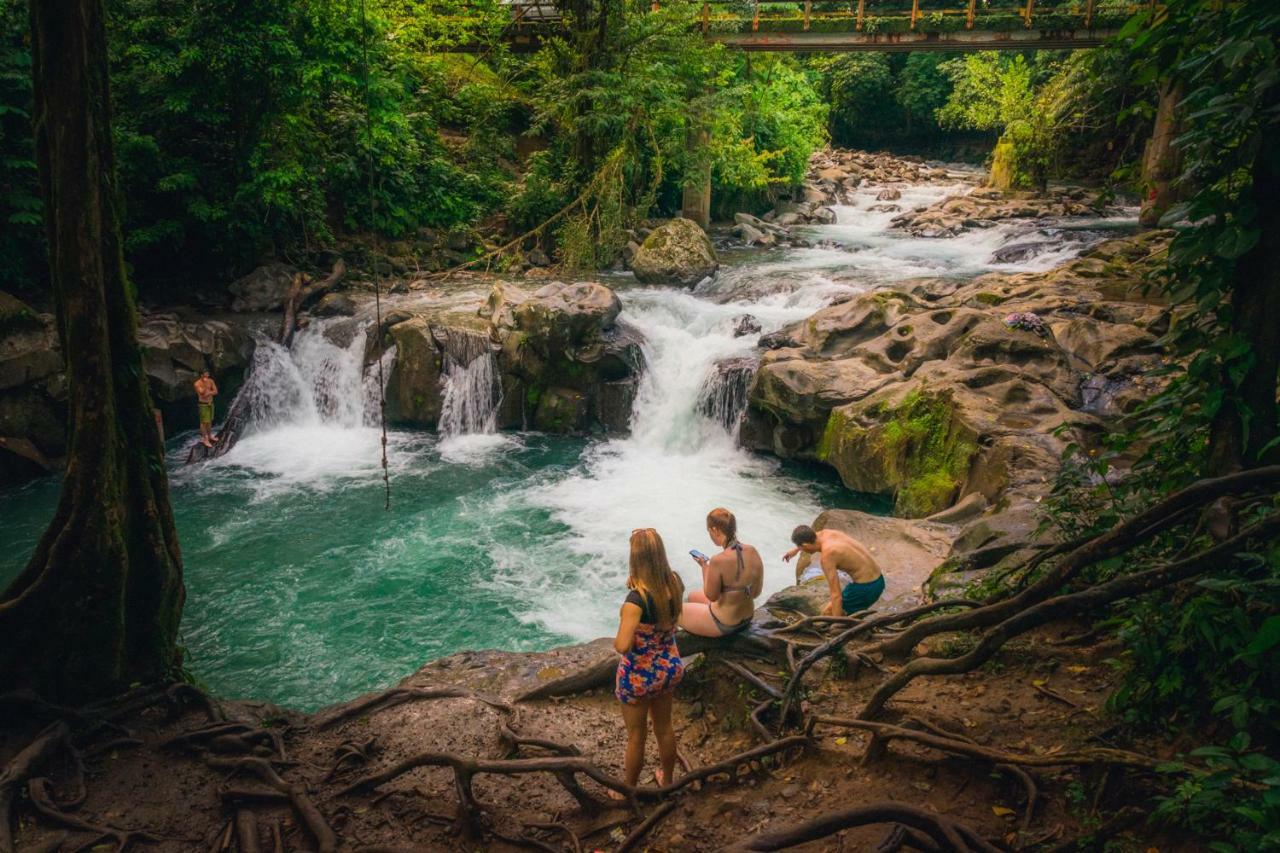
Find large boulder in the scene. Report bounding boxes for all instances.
[0,301,254,483]
[137,317,252,405]
[0,308,61,393]
[228,262,298,312]
[630,218,718,288]
[484,281,644,434]
[385,317,447,427]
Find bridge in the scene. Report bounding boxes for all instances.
[497,0,1146,53]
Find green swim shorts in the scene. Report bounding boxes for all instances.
[841,574,885,615]
[198,401,214,426]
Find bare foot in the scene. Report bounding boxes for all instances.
[654,769,669,786]
[201,439,214,448]
[607,789,628,802]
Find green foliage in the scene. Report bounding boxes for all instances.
[1154,738,1280,853]
[936,49,1150,189]
[936,52,1035,133]
[1118,0,1280,476]
[512,1,825,266]
[879,389,976,517]
[0,2,43,296]
[821,53,898,147]
[895,54,951,138]
[106,0,513,290]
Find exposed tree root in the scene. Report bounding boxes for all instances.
[234,808,260,853]
[0,721,69,853]
[857,512,1280,719]
[204,756,336,853]
[617,800,678,853]
[863,466,1280,662]
[525,820,583,853]
[337,733,810,826]
[995,763,1038,832]
[322,737,380,782]
[776,600,984,730]
[27,777,161,852]
[311,686,510,731]
[811,717,1159,769]
[720,802,999,852]
[1042,806,1145,852]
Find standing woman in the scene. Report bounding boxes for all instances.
[680,508,764,637]
[613,528,685,792]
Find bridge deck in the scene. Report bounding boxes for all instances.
[493,0,1144,52]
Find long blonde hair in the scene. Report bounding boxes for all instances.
[628,528,683,628]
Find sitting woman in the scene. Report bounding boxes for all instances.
[679,507,763,637]
[613,528,686,793]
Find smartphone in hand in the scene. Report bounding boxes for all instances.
[689,549,708,562]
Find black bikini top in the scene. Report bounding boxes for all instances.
[719,540,753,597]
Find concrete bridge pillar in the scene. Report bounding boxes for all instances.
[681,126,712,229]
[1139,80,1184,228]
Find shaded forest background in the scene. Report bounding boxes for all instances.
[1,0,1150,302]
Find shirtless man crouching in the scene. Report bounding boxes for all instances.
[194,370,219,448]
[783,525,884,617]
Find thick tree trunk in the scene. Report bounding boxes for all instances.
[1138,80,1184,228]
[0,0,185,701]
[1207,131,1280,473]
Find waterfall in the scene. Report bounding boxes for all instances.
[698,357,758,438]
[437,329,502,438]
[234,319,388,434]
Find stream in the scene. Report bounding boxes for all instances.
[0,171,1137,710]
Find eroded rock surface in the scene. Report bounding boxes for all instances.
[890,186,1116,238]
[744,230,1173,532]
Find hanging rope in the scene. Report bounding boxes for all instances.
[359,0,391,510]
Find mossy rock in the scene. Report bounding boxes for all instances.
[630,218,718,288]
[533,386,588,433]
[820,387,979,518]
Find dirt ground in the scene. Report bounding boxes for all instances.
[2,615,1189,853]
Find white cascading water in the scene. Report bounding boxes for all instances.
[439,339,502,438]
[208,320,400,496]
[698,358,758,437]
[435,329,508,462]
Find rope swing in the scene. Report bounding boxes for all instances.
[358,0,391,510]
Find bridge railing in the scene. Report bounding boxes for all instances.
[695,0,1150,34]
[493,0,1150,32]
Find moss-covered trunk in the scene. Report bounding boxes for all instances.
[0,0,185,701]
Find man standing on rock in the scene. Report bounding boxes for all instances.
[783,525,884,617]
[194,369,218,448]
